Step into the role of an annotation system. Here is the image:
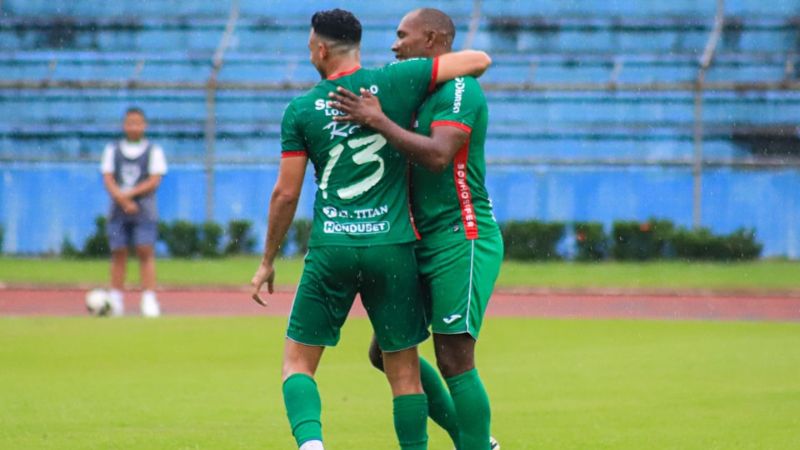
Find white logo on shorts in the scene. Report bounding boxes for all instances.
[443,314,462,325]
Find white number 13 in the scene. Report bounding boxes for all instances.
[320,133,387,200]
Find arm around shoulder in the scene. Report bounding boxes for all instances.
[435,50,492,83]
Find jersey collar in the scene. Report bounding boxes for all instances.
[327,65,361,80]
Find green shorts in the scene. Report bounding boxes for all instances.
[287,243,429,352]
[416,232,504,339]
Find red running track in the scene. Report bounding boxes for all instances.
[1,288,799,321]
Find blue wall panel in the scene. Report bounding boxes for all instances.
[1,163,797,258]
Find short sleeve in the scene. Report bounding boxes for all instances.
[429,77,483,133]
[149,145,168,175]
[280,100,307,158]
[100,144,115,174]
[378,57,438,107]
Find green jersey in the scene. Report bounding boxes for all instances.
[281,58,438,247]
[411,76,500,245]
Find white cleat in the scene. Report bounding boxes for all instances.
[299,440,324,450]
[140,292,161,318]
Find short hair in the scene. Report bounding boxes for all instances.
[125,107,146,119]
[414,8,456,46]
[311,9,362,45]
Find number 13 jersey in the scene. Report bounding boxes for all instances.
[280,57,438,247]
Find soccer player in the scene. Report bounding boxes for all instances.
[329,8,503,450]
[100,107,167,317]
[248,9,491,450]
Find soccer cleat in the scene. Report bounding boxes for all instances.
[298,440,324,450]
[140,292,161,318]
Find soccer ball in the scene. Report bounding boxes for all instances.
[85,289,112,316]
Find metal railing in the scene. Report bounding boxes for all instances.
[693,0,725,229]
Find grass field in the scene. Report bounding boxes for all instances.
[2,257,800,291]
[1,317,799,449]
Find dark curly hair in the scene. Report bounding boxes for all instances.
[311,9,362,45]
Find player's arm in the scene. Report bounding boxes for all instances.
[102,173,139,214]
[250,154,307,305]
[125,175,163,198]
[435,50,492,81]
[330,88,465,172]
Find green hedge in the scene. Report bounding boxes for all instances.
[672,227,762,261]
[501,220,565,261]
[63,217,260,258]
[224,220,256,256]
[500,219,762,262]
[611,219,674,261]
[62,216,110,259]
[574,222,608,262]
[63,217,763,261]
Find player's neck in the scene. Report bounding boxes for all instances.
[324,56,361,80]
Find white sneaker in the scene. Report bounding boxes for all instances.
[108,289,125,317]
[140,291,161,318]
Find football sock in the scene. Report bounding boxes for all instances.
[446,369,491,450]
[419,357,460,447]
[283,374,323,448]
[393,393,428,450]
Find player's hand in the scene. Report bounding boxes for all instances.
[121,199,140,215]
[250,262,275,307]
[329,87,385,128]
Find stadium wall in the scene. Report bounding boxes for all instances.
[1,163,796,258]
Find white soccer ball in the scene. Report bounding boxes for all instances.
[85,289,111,316]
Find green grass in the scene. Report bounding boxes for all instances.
[1,257,799,291]
[1,317,798,449]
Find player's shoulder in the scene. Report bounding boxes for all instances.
[434,76,486,107]
[437,76,483,94]
[290,81,330,106]
[374,57,431,76]
[149,142,166,155]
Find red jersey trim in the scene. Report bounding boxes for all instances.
[431,120,472,134]
[327,65,361,80]
[452,135,479,240]
[428,56,440,92]
[281,150,307,158]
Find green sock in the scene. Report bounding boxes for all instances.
[446,369,491,450]
[419,357,460,448]
[283,374,322,447]
[393,393,428,450]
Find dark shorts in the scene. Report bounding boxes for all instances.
[287,243,429,352]
[107,219,158,251]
